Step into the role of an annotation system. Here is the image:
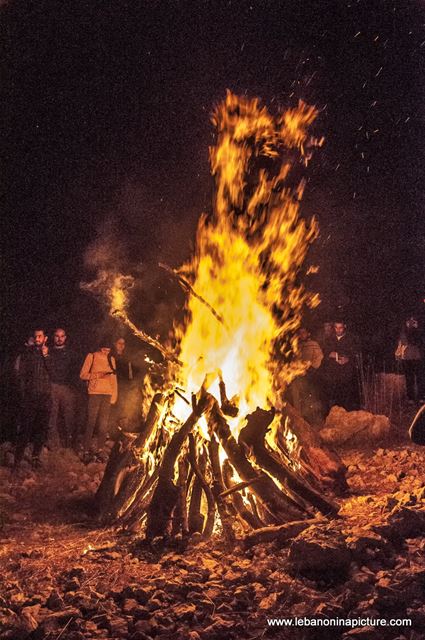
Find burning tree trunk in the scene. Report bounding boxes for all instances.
[91,92,346,544]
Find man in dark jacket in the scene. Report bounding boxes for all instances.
[14,328,51,467]
[44,328,80,448]
[322,321,360,412]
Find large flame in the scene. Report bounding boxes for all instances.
[174,92,321,430]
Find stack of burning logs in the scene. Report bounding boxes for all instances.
[95,381,347,546]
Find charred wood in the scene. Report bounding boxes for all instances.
[208,400,305,524]
[239,408,339,518]
[242,519,320,548]
[188,434,215,538]
[145,393,212,540]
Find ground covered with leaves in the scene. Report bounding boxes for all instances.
[0,413,425,640]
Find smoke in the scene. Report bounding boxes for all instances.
[79,189,194,349]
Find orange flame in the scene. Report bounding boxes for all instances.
[173,92,321,431]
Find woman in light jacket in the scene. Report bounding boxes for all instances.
[80,340,118,456]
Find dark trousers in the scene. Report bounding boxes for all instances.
[83,394,111,451]
[15,394,50,464]
[48,383,76,447]
[403,360,423,401]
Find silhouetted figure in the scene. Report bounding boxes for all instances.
[44,328,80,448]
[395,316,424,404]
[322,321,360,412]
[14,328,50,468]
[110,336,135,433]
[288,328,324,424]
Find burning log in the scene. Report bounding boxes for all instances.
[207,400,309,524]
[96,393,166,522]
[222,460,265,530]
[159,262,226,327]
[239,407,339,518]
[242,519,320,548]
[145,392,213,540]
[187,434,215,538]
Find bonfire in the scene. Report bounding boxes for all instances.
[94,92,347,544]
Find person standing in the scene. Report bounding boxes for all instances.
[288,327,324,423]
[395,316,424,404]
[322,321,360,412]
[79,341,117,459]
[110,336,134,433]
[43,328,80,448]
[14,328,51,468]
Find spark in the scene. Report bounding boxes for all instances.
[375,67,383,77]
[354,31,361,38]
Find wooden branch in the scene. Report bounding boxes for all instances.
[208,434,236,546]
[242,519,319,548]
[145,392,213,540]
[278,401,348,494]
[188,435,215,539]
[159,262,226,326]
[219,476,264,498]
[239,407,339,518]
[222,460,264,530]
[112,308,182,364]
[188,476,204,534]
[95,393,167,523]
[219,376,239,417]
[207,398,305,524]
[172,456,189,536]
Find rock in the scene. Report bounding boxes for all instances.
[0,606,38,639]
[288,528,351,582]
[374,507,425,540]
[172,602,196,621]
[68,566,85,580]
[133,619,156,635]
[64,577,80,592]
[122,598,146,616]
[345,530,394,564]
[41,607,81,632]
[121,585,149,605]
[320,406,390,446]
[108,616,128,637]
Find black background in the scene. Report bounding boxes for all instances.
[2,0,424,355]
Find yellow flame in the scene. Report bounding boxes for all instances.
[173,92,321,434]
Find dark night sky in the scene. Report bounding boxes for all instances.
[2,0,425,352]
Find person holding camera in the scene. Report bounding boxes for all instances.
[79,339,117,459]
